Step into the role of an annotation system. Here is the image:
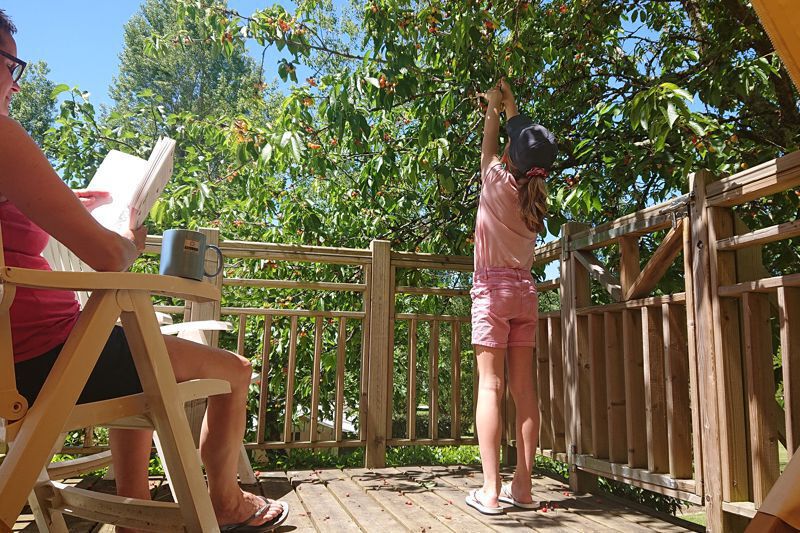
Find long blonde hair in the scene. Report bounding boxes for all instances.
[503,145,548,234]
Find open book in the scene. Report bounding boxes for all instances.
[86,137,176,234]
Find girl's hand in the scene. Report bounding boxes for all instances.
[74,189,111,211]
[478,83,504,106]
[499,78,515,105]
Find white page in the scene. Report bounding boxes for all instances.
[85,150,148,234]
[84,138,176,233]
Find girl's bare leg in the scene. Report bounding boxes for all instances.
[474,344,506,506]
[507,345,540,503]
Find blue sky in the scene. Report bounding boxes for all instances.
[8,1,277,108]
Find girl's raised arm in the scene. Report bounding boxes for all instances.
[479,83,503,177]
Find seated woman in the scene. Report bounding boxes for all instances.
[0,10,287,533]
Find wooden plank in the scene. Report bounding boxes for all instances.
[396,286,469,296]
[567,195,684,252]
[663,304,693,479]
[707,205,750,502]
[536,318,553,451]
[532,239,563,265]
[236,314,247,356]
[536,278,560,293]
[642,306,668,474]
[257,315,272,444]
[283,316,299,443]
[313,469,406,530]
[706,151,800,208]
[346,468,453,533]
[335,317,347,443]
[451,322,462,440]
[619,235,641,298]
[742,292,779,506]
[577,293,686,315]
[366,240,392,467]
[681,218,704,493]
[360,264,372,442]
[548,317,566,453]
[779,287,800,456]
[626,219,685,300]
[408,319,418,441]
[395,466,520,533]
[574,455,699,497]
[588,313,609,460]
[689,170,725,531]
[309,316,323,442]
[573,251,622,301]
[575,315,593,455]
[430,320,440,440]
[287,470,362,531]
[257,471,316,532]
[386,266,397,440]
[716,219,800,251]
[623,309,647,468]
[605,312,627,464]
[224,278,366,292]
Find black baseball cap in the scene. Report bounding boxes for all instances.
[505,114,558,172]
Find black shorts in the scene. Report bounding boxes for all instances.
[14,326,143,407]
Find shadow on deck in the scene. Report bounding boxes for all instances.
[15,465,703,532]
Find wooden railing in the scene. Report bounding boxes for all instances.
[58,150,800,532]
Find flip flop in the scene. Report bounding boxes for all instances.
[498,483,539,509]
[465,488,504,515]
[220,496,290,532]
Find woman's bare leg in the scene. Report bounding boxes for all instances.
[506,345,539,503]
[162,335,284,526]
[110,428,154,533]
[474,344,506,506]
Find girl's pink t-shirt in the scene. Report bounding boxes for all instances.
[474,163,538,271]
[0,200,80,363]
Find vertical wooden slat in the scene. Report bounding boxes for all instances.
[708,205,750,502]
[549,316,566,452]
[642,305,668,473]
[83,427,94,449]
[536,317,553,450]
[359,264,371,442]
[283,315,299,443]
[335,317,346,443]
[682,217,704,492]
[689,170,724,531]
[778,287,800,456]
[576,314,593,456]
[588,313,608,459]
[743,291,779,506]
[605,311,627,464]
[309,316,323,442]
[623,309,646,468]
[429,320,440,440]
[366,240,392,467]
[407,319,418,441]
[386,266,397,439]
[237,314,247,356]
[451,321,461,440]
[663,304,692,478]
[257,315,272,444]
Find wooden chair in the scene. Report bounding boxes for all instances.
[40,235,257,486]
[0,229,230,531]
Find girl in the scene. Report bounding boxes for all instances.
[465,79,557,515]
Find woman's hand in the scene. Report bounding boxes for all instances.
[74,189,111,211]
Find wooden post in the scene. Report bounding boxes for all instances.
[560,222,596,492]
[365,240,392,468]
[689,170,726,532]
[778,287,800,456]
[642,305,668,474]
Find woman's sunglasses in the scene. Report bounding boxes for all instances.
[0,49,26,83]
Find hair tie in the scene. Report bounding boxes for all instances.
[525,167,549,180]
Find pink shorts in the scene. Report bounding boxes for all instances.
[471,268,539,349]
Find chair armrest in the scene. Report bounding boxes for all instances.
[160,320,233,336]
[1,267,219,302]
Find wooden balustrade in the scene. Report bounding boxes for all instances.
[56,150,800,532]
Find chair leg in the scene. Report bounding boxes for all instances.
[28,468,68,533]
[153,431,179,503]
[237,445,257,484]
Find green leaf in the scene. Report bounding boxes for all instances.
[50,84,70,98]
[260,143,273,162]
[365,77,381,88]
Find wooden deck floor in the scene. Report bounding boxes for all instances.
[15,466,700,532]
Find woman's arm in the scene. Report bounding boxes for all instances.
[479,83,503,176]
[0,116,143,271]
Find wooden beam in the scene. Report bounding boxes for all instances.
[623,309,647,468]
[625,219,685,300]
[573,251,622,301]
[706,151,800,208]
[743,292,780,506]
[716,219,800,252]
[619,236,640,298]
[662,304,693,479]
[605,312,627,464]
[779,287,800,456]
[718,272,800,297]
[642,306,668,474]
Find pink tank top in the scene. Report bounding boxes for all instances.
[0,200,80,363]
[474,163,538,271]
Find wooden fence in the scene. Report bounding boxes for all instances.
[60,150,800,531]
